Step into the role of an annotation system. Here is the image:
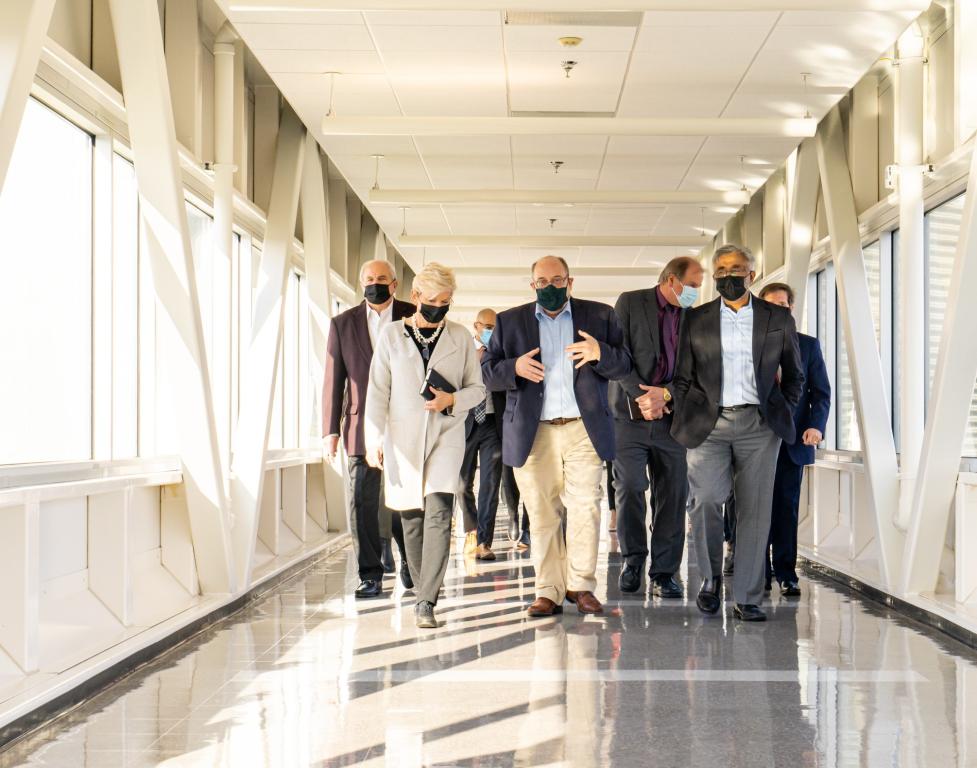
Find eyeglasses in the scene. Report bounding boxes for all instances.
[533,276,569,289]
[713,268,751,279]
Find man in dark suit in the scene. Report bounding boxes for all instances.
[461,308,506,561]
[758,283,831,597]
[611,256,704,598]
[323,259,415,599]
[482,256,632,617]
[670,245,804,622]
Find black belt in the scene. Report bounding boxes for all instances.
[722,404,756,412]
[541,417,581,426]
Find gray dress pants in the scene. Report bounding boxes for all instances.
[687,406,781,605]
[401,492,454,605]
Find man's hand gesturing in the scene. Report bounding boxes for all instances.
[515,347,545,383]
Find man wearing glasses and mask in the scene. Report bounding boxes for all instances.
[669,245,804,622]
[481,256,632,618]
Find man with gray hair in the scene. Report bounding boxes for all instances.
[669,245,804,621]
[323,259,415,599]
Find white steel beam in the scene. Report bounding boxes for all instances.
[399,235,708,248]
[230,105,306,587]
[108,0,236,593]
[321,116,817,138]
[230,0,930,12]
[816,106,902,588]
[164,0,203,159]
[903,144,977,594]
[301,136,333,427]
[0,0,57,196]
[783,139,820,322]
[895,28,926,531]
[370,189,751,206]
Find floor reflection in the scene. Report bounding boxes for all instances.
[1,523,976,767]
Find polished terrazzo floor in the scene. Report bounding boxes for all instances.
[2,517,977,768]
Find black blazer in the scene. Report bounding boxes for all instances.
[609,286,685,420]
[481,298,632,468]
[670,296,805,449]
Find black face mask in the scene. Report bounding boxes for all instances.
[715,275,748,302]
[363,283,391,305]
[420,303,449,323]
[536,285,568,312]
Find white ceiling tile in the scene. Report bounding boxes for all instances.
[364,11,501,27]
[641,11,780,28]
[235,23,373,51]
[228,10,364,25]
[277,72,400,118]
[369,25,502,53]
[507,51,630,113]
[257,49,384,74]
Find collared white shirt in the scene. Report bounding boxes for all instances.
[366,301,393,348]
[536,302,580,420]
[473,336,494,414]
[719,296,760,407]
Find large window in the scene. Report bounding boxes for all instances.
[0,99,94,464]
[924,194,977,456]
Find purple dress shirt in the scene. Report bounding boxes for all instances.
[651,286,681,386]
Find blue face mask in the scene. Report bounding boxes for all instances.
[676,284,698,308]
[479,328,493,346]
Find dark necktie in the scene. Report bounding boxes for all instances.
[473,398,487,424]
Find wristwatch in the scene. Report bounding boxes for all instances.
[662,387,672,403]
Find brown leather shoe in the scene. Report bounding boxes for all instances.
[566,590,604,614]
[527,597,563,617]
[474,543,496,561]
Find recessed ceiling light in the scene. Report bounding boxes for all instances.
[559,36,583,48]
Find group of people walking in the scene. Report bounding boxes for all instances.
[323,245,831,629]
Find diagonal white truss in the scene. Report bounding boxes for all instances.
[230,105,306,587]
[107,0,235,593]
[816,106,903,588]
[783,138,820,322]
[0,0,57,197]
[903,143,977,595]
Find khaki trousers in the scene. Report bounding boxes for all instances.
[514,420,604,604]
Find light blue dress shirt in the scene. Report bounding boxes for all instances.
[719,296,760,407]
[536,302,580,420]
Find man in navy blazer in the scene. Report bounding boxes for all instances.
[482,256,632,617]
[758,284,831,596]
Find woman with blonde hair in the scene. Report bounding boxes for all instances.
[364,262,485,628]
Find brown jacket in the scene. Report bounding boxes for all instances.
[323,298,415,456]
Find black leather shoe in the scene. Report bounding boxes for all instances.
[651,574,683,599]
[780,580,801,597]
[696,577,722,614]
[380,539,395,574]
[733,603,767,621]
[400,560,414,590]
[507,515,520,542]
[722,549,735,576]
[764,580,772,593]
[619,564,642,593]
[354,579,382,599]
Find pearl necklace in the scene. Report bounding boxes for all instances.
[407,316,445,350]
